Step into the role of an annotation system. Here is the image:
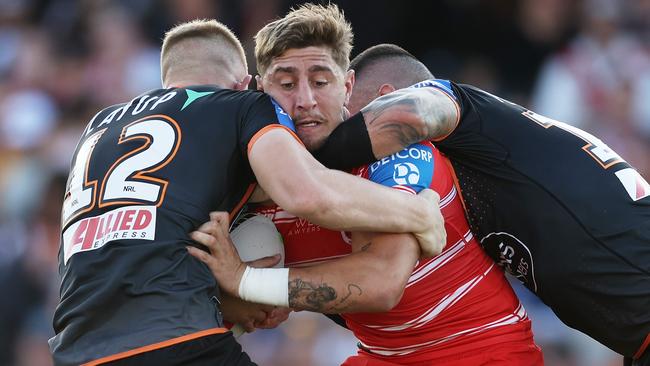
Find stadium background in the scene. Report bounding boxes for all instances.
[0,0,648,365]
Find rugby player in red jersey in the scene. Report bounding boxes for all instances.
[188,4,543,365]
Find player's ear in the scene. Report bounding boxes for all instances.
[255,75,265,91]
[235,75,252,91]
[343,69,355,107]
[378,83,396,97]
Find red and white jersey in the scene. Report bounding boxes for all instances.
[256,142,537,364]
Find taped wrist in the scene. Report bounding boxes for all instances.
[312,112,375,170]
[238,266,289,307]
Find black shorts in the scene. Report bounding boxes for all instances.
[101,332,256,366]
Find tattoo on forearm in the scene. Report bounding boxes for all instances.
[331,284,362,312]
[288,279,363,313]
[288,279,336,311]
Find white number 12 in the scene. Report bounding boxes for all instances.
[62,115,181,226]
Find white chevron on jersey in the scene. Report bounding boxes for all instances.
[360,302,528,356]
[438,184,457,207]
[407,229,473,288]
[392,185,417,195]
[370,263,495,332]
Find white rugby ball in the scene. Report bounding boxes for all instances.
[230,214,285,267]
[229,214,285,338]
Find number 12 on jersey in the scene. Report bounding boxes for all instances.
[62,115,181,227]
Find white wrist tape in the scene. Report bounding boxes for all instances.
[238,266,289,307]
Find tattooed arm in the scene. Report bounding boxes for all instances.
[361,86,459,159]
[187,213,420,314]
[187,212,420,314]
[287,232,419,313]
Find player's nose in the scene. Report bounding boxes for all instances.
[295,80,317,110]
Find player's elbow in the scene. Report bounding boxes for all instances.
[281,180,339,222]
[371,282,406,312]
[279,190,323,219]
[365,269,408,312]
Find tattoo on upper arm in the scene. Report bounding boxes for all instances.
[360,242,372,252]
[362,93,422,147]
[362,88,457,147]
[288,278,363,313]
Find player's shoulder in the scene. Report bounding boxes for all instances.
[360,141,436,191]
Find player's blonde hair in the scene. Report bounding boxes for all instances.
[160,19,247,84]
[254,3,353,75]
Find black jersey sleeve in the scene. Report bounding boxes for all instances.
[312,112,375,170]
[238,92,297,158]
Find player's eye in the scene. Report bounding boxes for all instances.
[280,82,294,90]
[314,80,328,87]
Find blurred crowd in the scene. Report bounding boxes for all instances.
[0,0,648,365]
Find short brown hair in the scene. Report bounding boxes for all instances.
[160,19,247,83]
[254,3,353,75]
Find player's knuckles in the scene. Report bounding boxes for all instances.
[253,311,268,323]
[189,248,210,263]
[243,321,255,333]
[191,231,216,248]
[196,221,216,234]
[210,212,230,231]
[418,188,440,203]
[259,304,275,313]
[209,211,229,221]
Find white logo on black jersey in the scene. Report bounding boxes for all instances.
[481,232,538,292]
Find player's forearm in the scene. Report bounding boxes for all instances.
[288,232,418,313]
[304,167,435,234]
[361,87,458,158]
[250,129,436,235]
[287,254,406,313]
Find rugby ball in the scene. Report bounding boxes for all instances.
[230,213,285,267]
[229,213,285,338]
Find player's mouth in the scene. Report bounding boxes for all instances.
[295,119,324,132]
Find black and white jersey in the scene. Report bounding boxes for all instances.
[50,85,295,365]
[412,79,650,358]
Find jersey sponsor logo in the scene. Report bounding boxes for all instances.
[615,168,650,201]
[286,217,322,236]
[393,162,420,185]
[370,146,433,173]
[62,206,156,264]
[181,89,215,111]
[481,232,538,292]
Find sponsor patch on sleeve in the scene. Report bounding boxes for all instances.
[368,143,434,193]
[62,206,156,264]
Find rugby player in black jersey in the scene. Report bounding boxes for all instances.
[49,22,446,365]
[311,43,649,366]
